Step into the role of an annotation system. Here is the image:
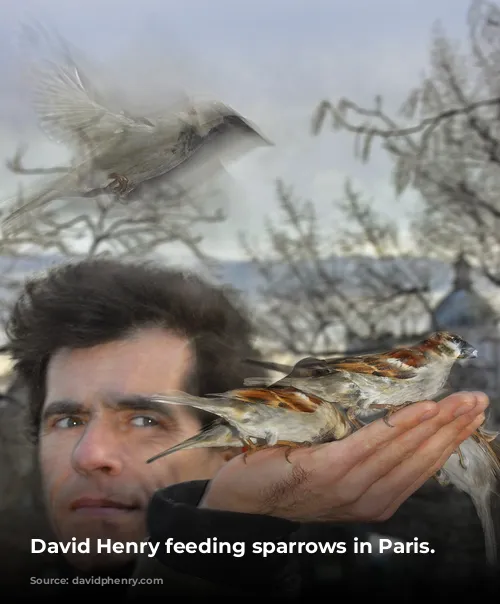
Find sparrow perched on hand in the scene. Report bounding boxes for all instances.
[2,28,271,234]
[146,419,243,464]
[145,386,355,461]
[243,332,478,430]
[435,426,500,566]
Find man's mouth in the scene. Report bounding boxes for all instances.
[70,497,140,515]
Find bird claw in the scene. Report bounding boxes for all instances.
[346,407,364,430]
[370,404,396,428]
[278,441,312,464]
[455,445,468,469]
[242,440,311,464]
[106,173,131,197]
[371,401,416,428]
[241,440,265,463]
[383,414,395,428]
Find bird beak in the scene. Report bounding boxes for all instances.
[459,345,478,359]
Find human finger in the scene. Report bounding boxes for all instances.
[330,396,485,511]
[370,410,486,520]
[312,392,479,472]
[347,392,487,490]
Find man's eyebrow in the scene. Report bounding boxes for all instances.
[110,395,175,417]
[42,400,86,422]
[41,395,175,423]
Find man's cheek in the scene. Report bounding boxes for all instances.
[39,437,73,501]
[39,436,63,474]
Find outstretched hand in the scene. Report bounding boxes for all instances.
[199,391,488,523]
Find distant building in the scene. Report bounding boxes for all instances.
[434,252,498,334]
[432,253,500,422]
[340,252,500,424]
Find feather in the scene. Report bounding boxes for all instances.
[440,431,500,566]
[146,419,243,464]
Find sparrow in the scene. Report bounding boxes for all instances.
[242,332,478,433]
[144,385,355,462]
[146,419,243,464]
[2,28,272,234]
[434,425,500,566]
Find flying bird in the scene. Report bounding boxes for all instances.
[144,386,355,462]
[2,26,272,234]
[435,426,500,566]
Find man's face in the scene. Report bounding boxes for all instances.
[39,327,233,571]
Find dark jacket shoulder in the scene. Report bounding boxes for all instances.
[128,480,302,600]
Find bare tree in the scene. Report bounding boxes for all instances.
[241,2,500,358]
[240,178,435,357]
[2,144,226,258]
[0,144,227,318]
[311,0,500,288]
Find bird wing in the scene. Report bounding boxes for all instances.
[323,358,418,380]
[243,356,337,379]
[244,345,426,386]
[208,386,323,413]
[32,57,154,151]
[243,358,293,374]
[322,347,427,380]
[23,22,155,152]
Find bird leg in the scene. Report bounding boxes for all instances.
[346,407,364,430]
[273,440,313,464]
[433,469,451,487]
[454,445,468,469]
[106,173,132,197]
[241,440,312,464]
[369,401,416,428]
[241,439,264,464]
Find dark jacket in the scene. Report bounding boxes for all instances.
[128,480,303,600]
[127,479,500,601]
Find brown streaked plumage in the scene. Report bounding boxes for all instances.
[214,386,322,413]
[145,386,355,462]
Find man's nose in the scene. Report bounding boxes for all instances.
[71,418,124,476]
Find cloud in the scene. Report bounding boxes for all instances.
[0,0,474,261]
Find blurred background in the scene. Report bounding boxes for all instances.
[0,0,499,590]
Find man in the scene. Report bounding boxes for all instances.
[3,257,490,598]
[3,257,264,593]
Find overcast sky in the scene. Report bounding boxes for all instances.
[0,0,473,264]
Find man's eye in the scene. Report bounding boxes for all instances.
[130,415,159,428]
[54,416,84,429]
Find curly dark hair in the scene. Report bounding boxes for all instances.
[5,257,264,433]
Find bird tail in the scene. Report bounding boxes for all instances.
[473,429,500,565]
[146,420,242,464]
[472,493,497,566]
[147,391,241,422]
[2,172,77,236]
[243,376,280,387]
[243,358,293,374]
